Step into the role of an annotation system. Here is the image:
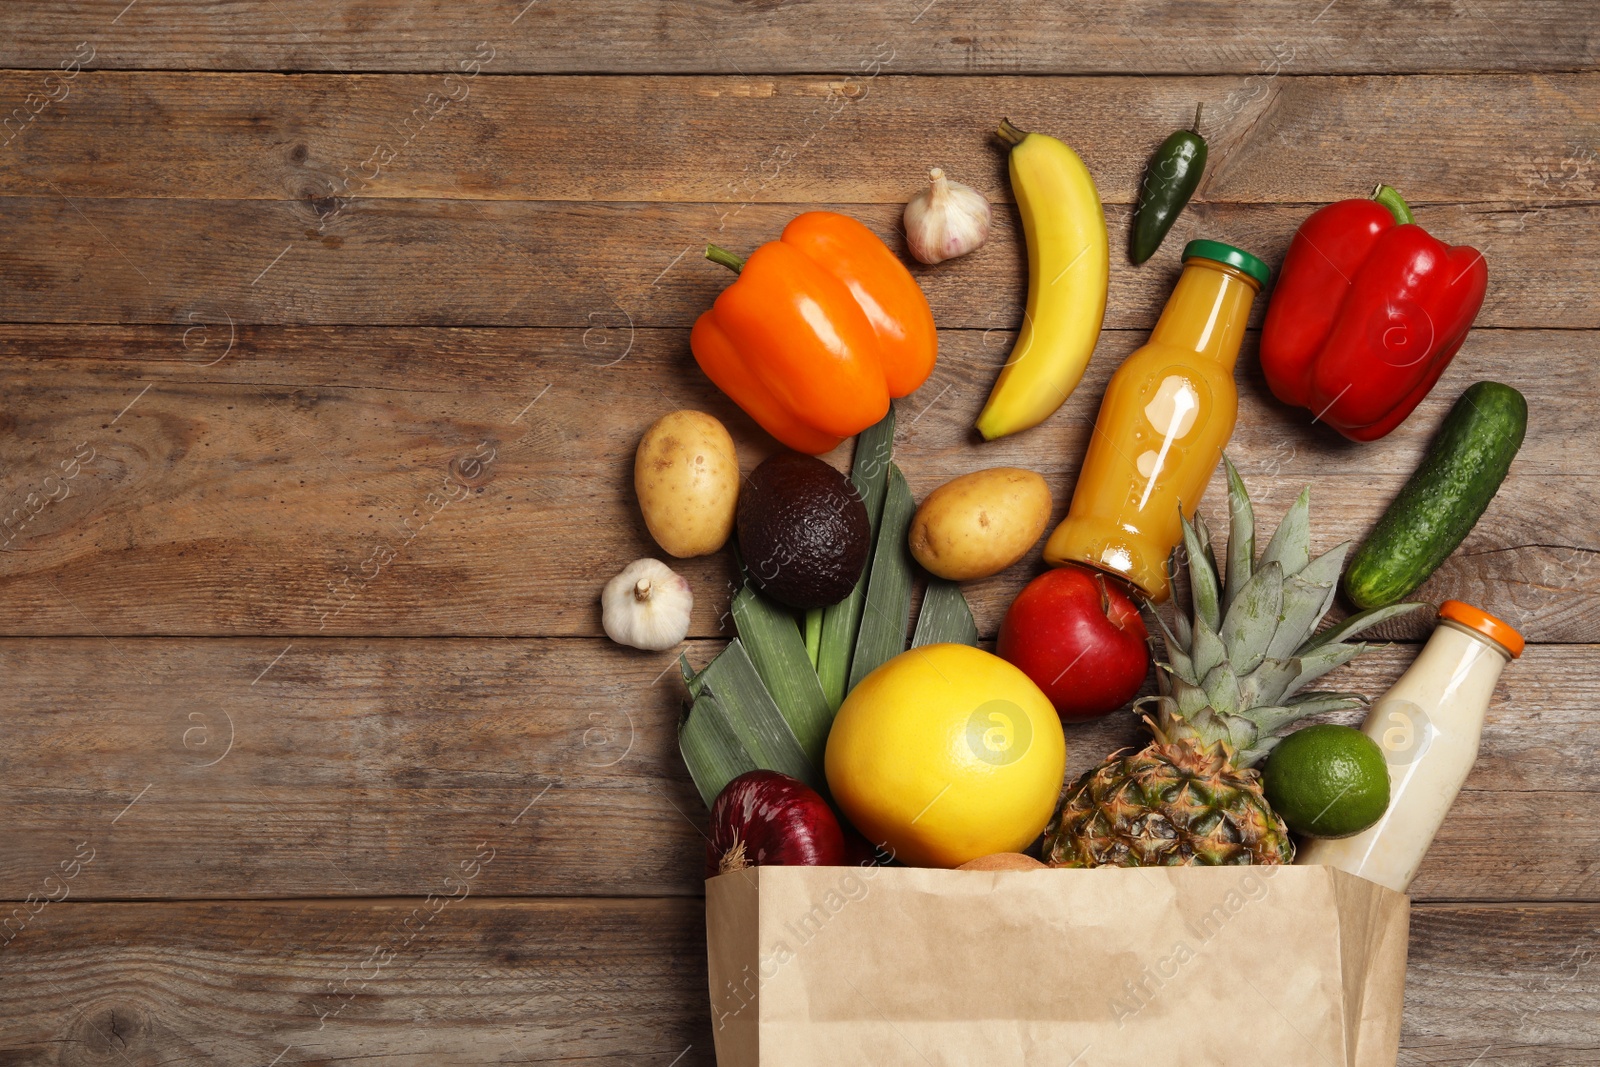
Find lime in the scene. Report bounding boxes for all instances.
[1262,724,1390,839]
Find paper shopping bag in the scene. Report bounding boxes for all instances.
[706,864,1408,1067]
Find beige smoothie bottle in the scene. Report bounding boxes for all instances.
[1299,601,1523,892]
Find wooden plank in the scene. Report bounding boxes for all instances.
[0,197,1591,330]
[2,73,1595,206]
[0,898,710,1065]
[1405,905,1600,1064]
[0,637,709,901]
[0,637,1592,903]
[0,898,1594,1065]
[0,1,1591,74]
[0,326,1591,641]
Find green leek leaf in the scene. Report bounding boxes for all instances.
[680,651,705,698]
[678,690,757,808]
[689,638,820,792]
[731,585,833,771]
[817,407,896,708]
[912,578,979,648]
[849,463,916,690]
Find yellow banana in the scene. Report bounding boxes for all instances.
[975,119,1108,441]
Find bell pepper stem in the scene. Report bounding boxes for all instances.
[1372,184,1415,225]
[1192,102,1204,132]
[704,244,745,274]
[996,117,1029,147]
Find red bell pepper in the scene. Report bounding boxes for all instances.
[1260,185,1487,442]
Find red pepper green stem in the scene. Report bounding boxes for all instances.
[705,244,745,274]
[1372,184,1415,226]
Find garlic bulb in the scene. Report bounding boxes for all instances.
[903,167,991,265]
[602,559,693,651]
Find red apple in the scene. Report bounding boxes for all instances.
[997,564,1150,721]
[706,770,846,878]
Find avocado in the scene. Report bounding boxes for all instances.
[737,452,870,609]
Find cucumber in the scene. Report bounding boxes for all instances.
[1343,381,1527,609]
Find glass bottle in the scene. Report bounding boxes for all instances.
[1298,601,1523,892]
[1043,240,1268,602]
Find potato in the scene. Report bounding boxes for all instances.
[634,410,740,558]
[908,467,1051,581]
[957,852,1047,871]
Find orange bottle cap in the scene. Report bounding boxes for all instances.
[1438,600,1524,658]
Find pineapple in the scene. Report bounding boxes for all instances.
[1043,459,1420,867]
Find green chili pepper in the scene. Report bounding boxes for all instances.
[1130,103,1208,264]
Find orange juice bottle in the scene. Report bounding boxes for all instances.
[1043,241,1268,601]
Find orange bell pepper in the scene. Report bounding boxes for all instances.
[690,211,937,454]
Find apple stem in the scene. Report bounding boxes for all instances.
[1094,572,1113,620]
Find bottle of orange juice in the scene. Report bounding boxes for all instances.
[1043,240,1268,601]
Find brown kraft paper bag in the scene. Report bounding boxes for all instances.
[706,864,1409,1066]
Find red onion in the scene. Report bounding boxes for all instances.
[706,770,846,878]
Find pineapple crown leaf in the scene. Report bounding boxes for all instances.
[1258,486,1313,576]
[1236,706,1327,766]
[1179,509,1222,633]
[1171,604,1192,649]
[1284,641,1368,701]
[1152,614,1198,684]
[1267,544,1349,661]
[1287,690,1370,715]
[1154,466,1408,768]
[1221,454,1256,615]
[1192,508,1217,570]
[1237,737,1283,767]
[1237,656,1301,710]
[1219,560,1284,676]
[1189,613,1228,682]
[1237,694,1365,766]
[1299,601,1427,654]
[1154,659,1186,682]
[1149,698,1240,761]
[1176,680,1213,719]
[1220,711,1264,752]
[1138,698,1177,745]
[1241,704,1304,739]
[1199,660,1244,719]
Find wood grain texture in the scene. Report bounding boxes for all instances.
[0,898,709,1066]
[1405,906,1600,1064]
[3,73,1595,205]
[0,1,1592,74]
[0,6,1592,1059]
[0,637,1591,903]
[0,898,1594,1066]
[0,197,1593,330]
[0,326,1591,640]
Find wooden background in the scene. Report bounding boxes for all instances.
[0,2,1595,1064]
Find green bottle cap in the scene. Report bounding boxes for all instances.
[1182,239,1270,288]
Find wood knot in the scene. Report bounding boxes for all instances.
[67,1002,152,1059]
[450,443,499,488]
